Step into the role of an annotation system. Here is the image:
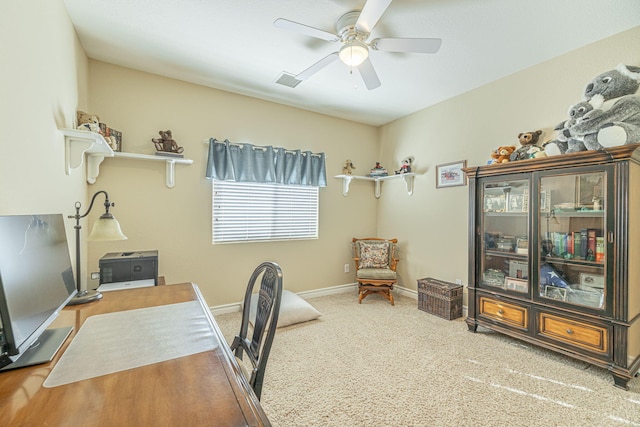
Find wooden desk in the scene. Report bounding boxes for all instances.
[0,283,271,426]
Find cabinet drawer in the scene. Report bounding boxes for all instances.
[478,297,529,330]
[537,312,609,355]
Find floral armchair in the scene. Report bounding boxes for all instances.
[352,238,399,305]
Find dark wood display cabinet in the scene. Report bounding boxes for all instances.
[464,144,640,389]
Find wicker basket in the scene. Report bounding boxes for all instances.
[417,277,463,320]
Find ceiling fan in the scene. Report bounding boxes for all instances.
[274,0,442,90]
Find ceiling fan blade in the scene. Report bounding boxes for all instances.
[355,0,393,33]
[372,37,442,53]
[357,57,381,90]
[274,18,339,42]
[296,52,339,81]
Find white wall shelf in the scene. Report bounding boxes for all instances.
[61,128,114,183]
[61,129,193,188]
[334,173,415,198]
[110,152,194,188]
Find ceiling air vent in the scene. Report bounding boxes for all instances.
[275,72,302,88]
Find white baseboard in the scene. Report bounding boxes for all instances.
[209,283,468,317]
[394,285,418,299]
[297,283,357,299]
[210,302,243,316]
[210,283,358,316]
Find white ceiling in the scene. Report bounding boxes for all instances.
[64,0,640,126]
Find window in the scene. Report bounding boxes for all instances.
[212,180,319,243]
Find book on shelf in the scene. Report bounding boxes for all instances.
[368,168,388,177]
[596,237,605,262]
[580,228,588,260]
[587,229,597,260]
[577,228,599,261]
[573,231,582,259]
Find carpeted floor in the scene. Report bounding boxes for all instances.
[214,291,640,427]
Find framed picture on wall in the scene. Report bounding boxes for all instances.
[436,160,467,188]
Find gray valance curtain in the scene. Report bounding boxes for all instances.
[205,139,327,187]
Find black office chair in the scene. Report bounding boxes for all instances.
[230,261,283,400]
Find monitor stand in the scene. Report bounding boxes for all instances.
[0,327,73,371]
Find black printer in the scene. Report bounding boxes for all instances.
[99,251,158,290]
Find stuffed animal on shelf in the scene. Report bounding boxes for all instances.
[76,110,100,133]
[527,145,547,159]
[544,101,595,155]
[152,130,184,154]
[510,130,543,161]
[342,159,356,175]
[569,64,640,149]
[394,156,413,174]
[489,146,515,164]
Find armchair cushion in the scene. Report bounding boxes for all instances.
[356,268,397,281]
[358,241,390,269]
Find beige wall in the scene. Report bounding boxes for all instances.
[378,26,640,304]
[0,1,89,277]
[85,62,379,305]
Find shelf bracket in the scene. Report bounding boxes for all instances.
[166,159,176,188]
[402,174,415,196]
[374,179,382,199]
[341,176,354,197]
[61,129,114,180]
[65,138,93,174]
[86,154,107,184]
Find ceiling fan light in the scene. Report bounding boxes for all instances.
[339,41,368,67]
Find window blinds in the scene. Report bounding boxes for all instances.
[212,180,319,243]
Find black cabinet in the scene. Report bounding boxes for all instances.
[464,144,640,389]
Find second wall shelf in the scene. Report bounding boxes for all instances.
[109,152,194,188]
[334,173,415,198]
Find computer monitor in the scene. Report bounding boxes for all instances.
[0,214,77,370]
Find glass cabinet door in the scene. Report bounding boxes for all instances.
[480,178,530,294]
[537,170,607,310]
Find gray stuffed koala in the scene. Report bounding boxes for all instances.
[544,101,594,155]
[569,64,640,149]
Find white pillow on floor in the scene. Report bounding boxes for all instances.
[249,290,321,328]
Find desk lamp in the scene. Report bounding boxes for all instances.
[67,190,127,305]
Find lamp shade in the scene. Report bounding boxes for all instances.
[88,213,128,241]
[339,41,369,67]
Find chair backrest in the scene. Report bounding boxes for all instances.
[230,261,283,400]
[352,238,399,271]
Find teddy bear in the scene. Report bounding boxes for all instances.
[510,130,542,161]
[151,130,184,154]
[342,159,356,175]
[394,156,413,174]
[76,110,100,133]
[569,64,640,149]
[489,146,515,164]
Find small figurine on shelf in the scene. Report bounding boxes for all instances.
[342,159,356,175]
[592,196,602,211]
[368,162,388,177]
[152,130,184,157]
[394,156,413,174]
